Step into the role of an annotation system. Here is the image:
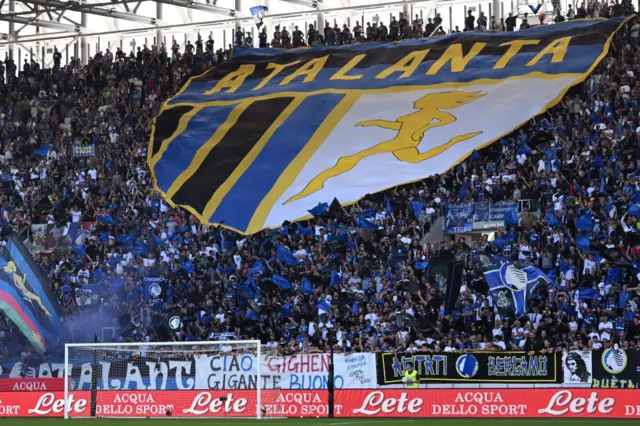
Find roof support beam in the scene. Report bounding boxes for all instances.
[153,0,235,16]
[0,13,80,31]
[10,0,157,23]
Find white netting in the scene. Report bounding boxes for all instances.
[64,341,280,419]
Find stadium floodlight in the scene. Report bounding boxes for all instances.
[280,0,318,8]
[64,340,277,419]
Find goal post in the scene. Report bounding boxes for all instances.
[63,340,271,419]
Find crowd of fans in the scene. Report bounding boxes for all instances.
[0,2,639,366]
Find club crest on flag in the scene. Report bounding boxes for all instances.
[149,17,631,235]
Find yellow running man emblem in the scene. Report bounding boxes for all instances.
[4,261,53,317]
[287,90,486,204]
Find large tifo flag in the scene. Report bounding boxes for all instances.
[150,17,629,234]
[0,235,65,353]
[478,254,551,316]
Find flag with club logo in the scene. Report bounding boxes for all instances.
[479,254,550,316]
[149,18,630,235]
[250,5,268,29]
[74,284,103,307]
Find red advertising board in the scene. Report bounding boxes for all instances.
[334,389,640,418]
[2,389,640,418]
[0,379,63,392]
[0,390,328,417]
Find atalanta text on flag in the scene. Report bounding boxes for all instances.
[150,18,629,234]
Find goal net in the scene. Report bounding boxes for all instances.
[64,340,277,419]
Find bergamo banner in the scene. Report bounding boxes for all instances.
[377,352,559,384]
[149,17,630,234]
[6,353,376,390]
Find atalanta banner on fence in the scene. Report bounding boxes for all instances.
[591,348,639,389]
[377,352,560,384]
[149,18,630,234]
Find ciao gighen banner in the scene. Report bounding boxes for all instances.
[377,352,560,384]
[149,18,630,235]
[2,353,377,391]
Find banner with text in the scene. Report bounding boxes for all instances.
[445,201,518,234]
[377,352,560,384]
[3,353,376,391]
[444,203,474,234]
[591,348,639,389]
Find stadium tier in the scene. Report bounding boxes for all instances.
[0,0,639,421]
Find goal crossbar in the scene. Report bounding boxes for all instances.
[63,340,263,419]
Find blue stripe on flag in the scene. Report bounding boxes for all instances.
[154,105,236,192]
[210,93,344,232]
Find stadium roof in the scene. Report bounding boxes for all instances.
[0,0,438,44]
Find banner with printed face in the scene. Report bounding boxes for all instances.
[563,350,593,384]
[444,203,473,234]
[1,353,376,391]
[150,18,631,235]
[377,351,560,384]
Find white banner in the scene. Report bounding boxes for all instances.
[194,353,376,390]
[15,353,377,391]
[562,350,592,384]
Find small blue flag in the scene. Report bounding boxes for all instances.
[470,150,481,161]
[301,277,314,294]
[246,311,259,321]
[578,287,597,300]
[414,261,429,270]
[72,245,86,256]
[330,270,341,287]
[576,234,590,252]
[576,213,593,230]
[545,213,561,227]
[97,214,116,225]
[606,268,620,286]
[504,209,519,227]
[351,301,359,315]
[308,202,329,217]
[360,209,377,218]
[358,216,378,230]
[386,198,393,214]
[628,204,640,217]
[276,245,299,266]
[410,201,425,220]
[115,233,136,245]
[603,201,614,213]
[34,144,51,157]
[250,261,265,277]
[296,222,313,235]
[317,300,331,316]
[272,274,291,290]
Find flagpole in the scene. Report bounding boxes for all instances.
[328,327,335,419]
